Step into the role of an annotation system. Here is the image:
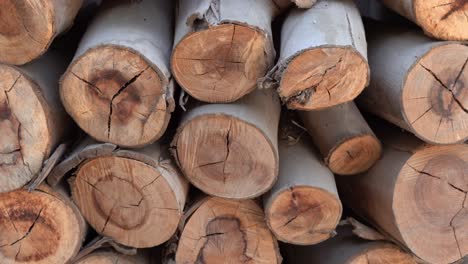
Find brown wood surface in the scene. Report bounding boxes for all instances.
[75,250,153,264]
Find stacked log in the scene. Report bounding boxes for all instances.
[171,89,280,199]
[176,197,282,264]
[0,0,83,65]
[262,0,369,110]
[49,138,189,248]
[0,51,72,193]
[172,0,276,103]
[358,23,468,144]
[61,0,175,147]
[75,250,155,264]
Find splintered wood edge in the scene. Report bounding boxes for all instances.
[265,185,342,245]
[349,244,417,264]
[61,44,171,148]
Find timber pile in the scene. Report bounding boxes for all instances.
[0,0,466,263]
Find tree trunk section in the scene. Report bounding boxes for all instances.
[61,0,175,148]
[171,89,280,199]
[172,0,276,103]
[0,184,86,264]
[263,0,369,111]
[336,121,468,264]
[0,0,83,65]
[75,250,155,264]
[176,197,282,264]
[51,138,189,248]
[283,226,417,263]
[380,0,468,40]
[0,51,72,193]
[263,137,342,245]
[357,23,468,144]
[300,102,382,175]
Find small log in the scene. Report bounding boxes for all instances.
[283,226,417,263]
[263,137,342,245]
[358,24,468,144]
[171,89,280,199]
[380,0,468,41]
[272,0,317,10]
[337,122,468,264]
[176,197,282,264]
[75,250,154,264]
[263,0,369,110]
[0,184,86,263]
[172,0,276,103]
[0,52,72,193]
[61,0,175,148]
[300,102,382,175]
[0,0,83,65]
[52,138,189,248]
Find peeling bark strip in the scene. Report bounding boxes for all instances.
[263,136,342,245]
[61,0,175,148]
[171,89,280,199]
[357,23,468,144]
[260,0,369,111]
[0,52,72,193]
[176,197,282,264]
[283,226,417,264]
[0,0,83,65]
[336,121,468,264]
[300,102,382,175]
[380,0,468,40]
[0,185,86,264]
[50,137,188,248]
[74,250,152,264]
[172,0,276,103]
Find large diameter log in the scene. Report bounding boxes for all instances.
[172,0,276,103]
[0,185,86,264]
[263,0,369,110]
[75,250,154,264]
[0,0,83,65]
[55,138,189,248]
[0,52,72,193]
[171,89,280,199]
[263,138,342,245]
[61,0,175,148]
[380,0,468,41]
[283,226,416,264]
[176,197,282,264]
[358,24,468,144]
[300,102,382,175]
[337,124,468,264]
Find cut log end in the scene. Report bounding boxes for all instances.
[403,43,468,144]
[172,114,278,199]
[0,185,84,264]
[0,64,51,193]
[266,186,341,245]
[414,0,468,41]
[61,45,171,148]
[327,135,382,175]
[72,156,183,248]
[172,24,272,103]
[279,47,369,110]
[176,197,281,264]
[349,245,416,264]
[394,145,468,263]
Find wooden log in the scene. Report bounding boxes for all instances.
[300,102,382,175]
[0,0,83,65]
[61,0,175,148]
[283,226,417,263]
[171,0,276,103]
[358,24,468,144]
[336,122,468,264]
[262,0,369,110]
[0,51,72,193]
[263,137,342,245]
[380,0,468,41]
[75,250,154,264]
[51,138,189,248]
[171,89,280,199]
[176,197,282,264]
[0,184,86,264]
[272,0,317,10]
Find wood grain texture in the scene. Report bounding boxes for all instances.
[75,250,152,264]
